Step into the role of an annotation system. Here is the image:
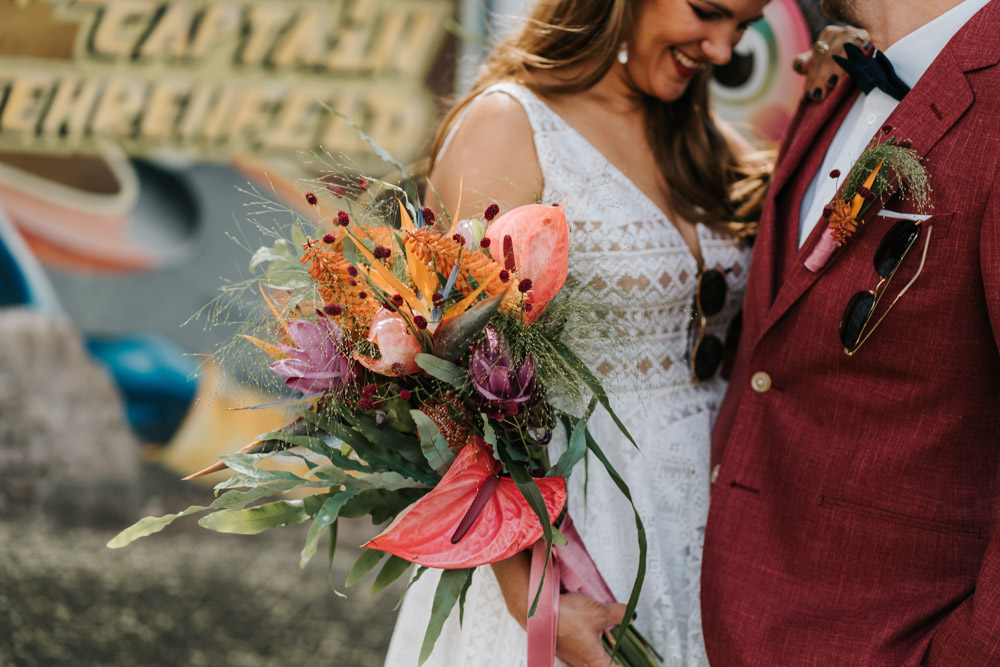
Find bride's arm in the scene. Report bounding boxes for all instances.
[428,90,626,667]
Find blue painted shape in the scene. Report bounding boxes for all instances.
[85,334,199,445]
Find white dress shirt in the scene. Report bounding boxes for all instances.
[797,0,991,247]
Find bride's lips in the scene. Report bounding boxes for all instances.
[670,47,705,78]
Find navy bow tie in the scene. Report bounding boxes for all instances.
[833,43,911,102]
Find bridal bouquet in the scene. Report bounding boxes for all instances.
[109,166,659,666]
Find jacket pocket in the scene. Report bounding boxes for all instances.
[819,495,982,539]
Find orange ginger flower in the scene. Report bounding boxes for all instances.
[827,200,858,245]
[300,239,377,328]
[404,228,506,298]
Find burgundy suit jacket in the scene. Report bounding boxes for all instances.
[702,3,1000,665]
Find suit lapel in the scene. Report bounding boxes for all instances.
[753,5,1000,341]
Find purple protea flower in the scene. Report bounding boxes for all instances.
[468,327,536,419]
[269,315,357,394]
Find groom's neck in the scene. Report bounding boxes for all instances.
[861,0,967,50]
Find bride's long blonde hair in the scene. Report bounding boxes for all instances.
[430,0,767,238]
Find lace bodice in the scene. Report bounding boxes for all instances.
[385,82,750,667]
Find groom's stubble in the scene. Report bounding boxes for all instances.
[819,0,864,26]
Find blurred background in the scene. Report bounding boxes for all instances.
[0,0,827,664]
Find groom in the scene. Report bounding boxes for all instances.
[702,0,1000,664]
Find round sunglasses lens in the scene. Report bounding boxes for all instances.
[873,220,919,277]
[698,270,729,316]
[839,291,876,349]
[693,334,724,381]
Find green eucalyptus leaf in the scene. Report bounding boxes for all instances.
[419,569,474,665]
[339,487,427,525]
[414,353,468,389]
[346,548,387,587]
[411,410,456,472]
[371,555,413,594]
[300,488,362,568]
[548,397,598,479]
[197,500,308,535]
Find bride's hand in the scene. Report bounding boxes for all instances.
[556,593,627,667]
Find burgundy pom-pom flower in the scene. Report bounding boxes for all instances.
[400,389,412,401]
[358,291,368,299]
[338,211,350,227]
[523,303,533,312]
[822,204,834,219]
[479,238,491,249]
[324,303,343,316]
[452,234,465,246]
[373,246,391,260]
[413,315,428,330]
[358,177,369,191]
[499,269,510,283]
[518,278,533,294]
[422,207,436,224]
[358,397,376,411]
[858,186,874,201]
[347,265,359,277]
[392,294,404,307]
[323,232,337,244]
[305,192,318,206]
[829,169,841,179]
[361,383,377,398]
[382,300,396,312]
[349,279,357,287]
[484,203,500,221]
[432,292,444,306]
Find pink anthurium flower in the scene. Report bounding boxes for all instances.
[364,437,567,569]
[484,203,570,324]
[353,307,424,376]
[269,316,356,394]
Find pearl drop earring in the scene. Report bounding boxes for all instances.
[617,44,628,65]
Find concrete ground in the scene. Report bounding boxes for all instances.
[0,512,405,666]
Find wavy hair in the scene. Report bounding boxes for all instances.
[429,0,768,238]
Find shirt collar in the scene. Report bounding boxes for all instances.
[881,0,992,87]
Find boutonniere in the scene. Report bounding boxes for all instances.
[804,134,932,272]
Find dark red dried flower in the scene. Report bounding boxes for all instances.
[479,238,491,249]
[392,294,404,307]
[338,211,350,227]
[503,235,515,271]
[349,279,357,287]
[361,383,377,398]
[882,124,893,134]
[822,204,834,219]
[518,278,533,293]
[400,389,412,401]
[499,269,510,283]
[858,186,874,201]
[452,234,465,246]
[829,169,841,179]
[422,207,436,223]
[305,192,318,206]
[484,203,500,221]
[523,303,533,312]
[358,177,369,191]
[357,397,376,411]
[358,291,368,299]
[347,265,359,277]
[373,246,391,260]
[323,232,336,244]
[382,300,396,312]
[413,315,428,330]
[323,302,343,316]
[897,139,912,149]
[431,292,444,306]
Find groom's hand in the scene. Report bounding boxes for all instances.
[556,593,627,667]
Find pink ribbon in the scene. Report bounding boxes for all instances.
[804,228,839,272]
[526,513,617,667]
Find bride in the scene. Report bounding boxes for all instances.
[384,1,841,664]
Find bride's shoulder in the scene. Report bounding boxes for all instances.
[431,85,543,214]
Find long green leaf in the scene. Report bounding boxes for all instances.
[198,500,308,534]
[339,487,427,524]
[106,506,207,548]
[548,396,598,479]
[420,569,474,665]
[301,489,362,568]
[585,428,647,661]
[414,353,468,389]
[495,441,553,617]
[394,565,428,611]
[371,555,413,594]
[346,548,387,587]
[411,410,456,472]
[547,337,637,448]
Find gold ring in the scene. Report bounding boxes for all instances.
[851,32,866,44]
[812,40,831,55]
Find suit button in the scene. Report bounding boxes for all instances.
[710,464,720,485]
[751,371,772,393]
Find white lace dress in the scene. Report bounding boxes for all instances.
[383,82,750,667]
